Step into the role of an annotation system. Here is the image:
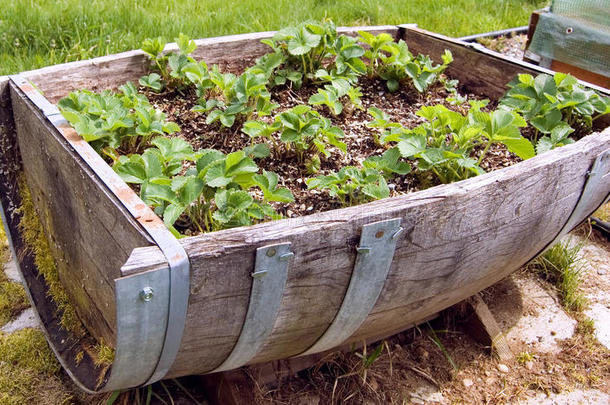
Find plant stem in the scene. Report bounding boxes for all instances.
[477,141,492,165]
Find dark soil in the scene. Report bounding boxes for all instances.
[143,76,518,223]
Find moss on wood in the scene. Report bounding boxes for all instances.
[16,175,85,336]
[93,341,115,367]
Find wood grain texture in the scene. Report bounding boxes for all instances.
[21,26,399,104]
[464,294,514,361]
[10,84,154,345]
[123,130,610,378]
[1,78,106,391]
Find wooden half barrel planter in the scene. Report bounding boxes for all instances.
[0,25,609,394]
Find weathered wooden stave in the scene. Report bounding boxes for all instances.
[0,25,607,392]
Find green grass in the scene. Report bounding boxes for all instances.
[529,240,587,313]
[0,0,547,75]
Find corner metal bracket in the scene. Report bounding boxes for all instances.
[299,218,403,356]
[106,268,170,390]
[211,242,293,372]
[8,75,190,391]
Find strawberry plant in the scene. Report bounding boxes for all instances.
[114,139,292,234]
[404,51,453,93]
[366,107,402,145]
[212,188,277,229]
[368,34,453,93]
[307,167,389,206]
[262,19,338,79]
[358,31,394,78]
[363,147,412,178]
[392,104,533,184]
[500,73,610,141]
[58,85,180,155]
[139,73,163,93]
[276,105,346,164]
[193,68,277,128]
[535,123,575,154]
[308,79,363,116]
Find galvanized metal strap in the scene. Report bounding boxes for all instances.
[211,243,293,372]
[299,218,403,356]
[531,149,610,260]
[552,149,610,243]
[9,75,190,390]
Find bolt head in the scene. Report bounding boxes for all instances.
[266,248,277,257]
[140,287,154,302]
[375,230,385,239]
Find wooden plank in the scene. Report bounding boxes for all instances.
[401,26,610,99]
[10,84,154,345]
[0,77,105,391]
[121,129,610,378]
[463,294,514,361]
[22,26,399,103]
[550,60,610,89]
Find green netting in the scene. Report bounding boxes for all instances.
[528,0,610,77]
[551,0,610,28]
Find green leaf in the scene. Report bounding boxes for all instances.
[253,170,295,202]
[536,136,554,155]
[163,203,186,227]
[500,137,535,160]
[386,79,399,92]
[397,134,427,157]
[142,182,178,204]
[139,73,164,92]
[114,156,147,184]
[175,33,197,55]
[362,176,389,200]
[287,28,321,55]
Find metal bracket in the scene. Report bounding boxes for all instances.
[9,75,191,390]
[105,268,170,390]
[211,242,293,372]
[299,218,403,356]
[553,149,610,243]
[533,150,610,259]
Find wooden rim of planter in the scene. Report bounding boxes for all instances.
[1,25,609,393]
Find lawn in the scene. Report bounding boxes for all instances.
[0,0,547,75]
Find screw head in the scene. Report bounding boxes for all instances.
[140,287,154,302]
[266,248,277,257]
[375,230,385,239]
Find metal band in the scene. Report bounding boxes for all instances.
[552,149,610,242]
[106,268,170,390]
[528,149,610,262]
[212,243,293,372]
[299,218,403,356]
[9,75,191,389]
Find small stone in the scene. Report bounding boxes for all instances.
[598,269,607,275]
[462,378,474,388]
[525,361,534,370]
[497,364,509,373]
[550,330,557,336]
